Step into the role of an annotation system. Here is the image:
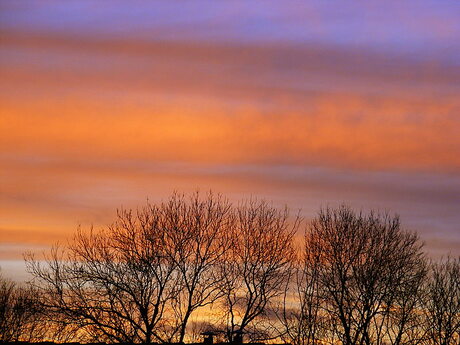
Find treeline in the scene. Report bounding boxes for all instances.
[1,192,459,345]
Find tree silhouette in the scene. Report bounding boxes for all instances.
[20,196,458,344]
[0,272,44,342]
[422,257,460,345]
[288,206,426,345]
[159,192,233,343]
[27,192,235,343]
[217,200,299,342]
[27,211,177,342]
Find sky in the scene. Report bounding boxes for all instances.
[1,1,460,280]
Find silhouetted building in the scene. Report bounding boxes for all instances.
[201,331,218,345]
[233,330,243,345]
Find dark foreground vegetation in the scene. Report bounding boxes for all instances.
[1,192,459,345]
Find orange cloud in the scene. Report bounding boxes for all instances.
[1,29,459,173]
[1,96,459,172]
[1,28,460,261]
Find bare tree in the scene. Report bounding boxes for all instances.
[27,203,181,343]
[422,257,460,345]
[0,271,44,342]
[158,192,233,343]
[217,199,299,342]
[277,232,331,345]
[22,196,443,344]
[377,256,427,345]
[301,206,425,345]
[26,192,237,343]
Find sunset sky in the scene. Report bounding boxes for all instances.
[1,1,460,279]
